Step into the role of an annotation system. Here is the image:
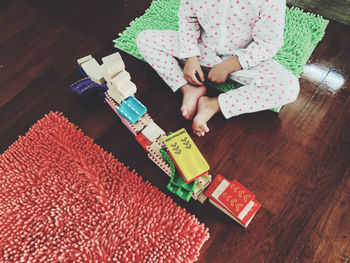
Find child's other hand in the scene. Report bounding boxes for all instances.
[183,56,205,86]
[208,61,231,83]
[208,56,242,83]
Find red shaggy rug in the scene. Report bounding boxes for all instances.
[0,112,209,262]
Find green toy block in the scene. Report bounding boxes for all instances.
[160,146,198,202]
[167,171,197,202]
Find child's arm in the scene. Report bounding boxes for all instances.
[177,0,201,59]
[208,56,242,83]
[178,0,204,85]
[235,0,286,69]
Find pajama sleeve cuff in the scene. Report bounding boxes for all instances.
[178,48,201,60]
[235,51,250,70]
[218,93,231,119]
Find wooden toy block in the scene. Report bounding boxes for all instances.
[110,70,131,90]
[138,113,153,126]
[80,58,105,85]
[101,52,125,82]
[198,173,212,189]
[102,52,123,64]
[131,113,153,133]
[192,173,212,199]
[141,122,165,143]
[163,128,210,184]
[77,54,93,65]
[109,81,137,104]
[197,193,208,204]
[146,140,164,160]
[148,153,172,177]
[107,83,123,105]
[193,181,204,198]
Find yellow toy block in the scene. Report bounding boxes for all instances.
[163,128,210,183]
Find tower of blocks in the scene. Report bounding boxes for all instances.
[72,52,260,227]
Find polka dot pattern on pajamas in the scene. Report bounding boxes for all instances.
[136,0,300,119]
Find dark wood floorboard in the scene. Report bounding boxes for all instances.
[0,0,349,262]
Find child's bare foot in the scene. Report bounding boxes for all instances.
[192,96,220,137]
[180,84,207,120]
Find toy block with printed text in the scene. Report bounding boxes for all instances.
[80,58,105,85]
[163,128,210,184]
[206,174,261,228]
[218,179,255,220]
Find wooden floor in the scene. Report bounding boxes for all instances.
[0,0,349,262]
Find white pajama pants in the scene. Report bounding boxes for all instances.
[136,30,299,119]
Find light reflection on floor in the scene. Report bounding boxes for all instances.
[302,64,346,92]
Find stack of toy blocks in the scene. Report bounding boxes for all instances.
[163,128,212,203]
[205,174,261,228]
[75,52,212,203]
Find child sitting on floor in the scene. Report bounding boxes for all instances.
[137,0,299,136]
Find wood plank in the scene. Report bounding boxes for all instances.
[295,168,350,263]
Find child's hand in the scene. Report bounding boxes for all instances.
[208,56,242,83]
[183,56,205,86]
[208,62,231,83]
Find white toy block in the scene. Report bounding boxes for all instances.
[110,70,131,91]
[102,52,123,80]
[138,113,153,126]
[147,140,163,160]
[197,193,208,204]
[132,113,153,133]
[77,55,93,65]
[107,81,136,104]
[106,82,122,104]
[198,173,212,188]
[81,58,105,85]
[141,121,165,143]
[102,58,125,82]
[193,181,203,197]
[102,52,123,64]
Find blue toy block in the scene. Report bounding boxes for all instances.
[78,66,88,78]
[70,77,108,95]
[116,96,147,124]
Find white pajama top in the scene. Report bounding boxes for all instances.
[178,0,286,69]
